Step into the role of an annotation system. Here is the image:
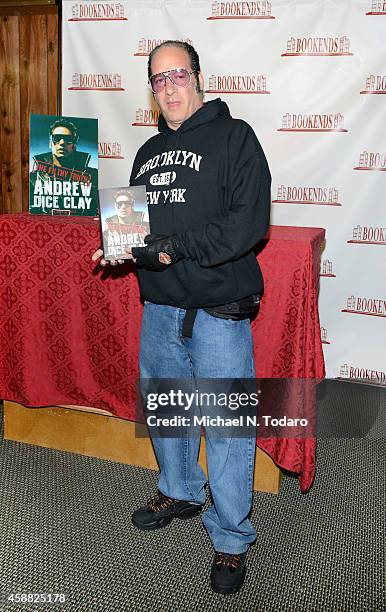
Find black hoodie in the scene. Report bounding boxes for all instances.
[129,98,271,309]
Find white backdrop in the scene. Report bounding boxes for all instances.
[62,0,386,385]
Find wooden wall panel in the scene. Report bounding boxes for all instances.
[47,13,59,116]
[19,14,49,211]
[0,16,23,212]
[0,5,59,214]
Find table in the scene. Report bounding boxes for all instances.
[0,214,325,492]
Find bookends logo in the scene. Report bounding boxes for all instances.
[134,38,193,57]
[132,109,160,127]
[98,142,124,159]
[272,185,341,207]
[342,296,386,318]
[366,0,386,15]
[282,36,352,57]
[207,1,275,19]
[205,74,269,94]
[339,364,386,386]
[348,226,386,245]
[320,260,336,277]
[360,75,386,94]
[278,113,347,132]
[354,151,386,171]
[69,73,124,91]
[69,2,127,21]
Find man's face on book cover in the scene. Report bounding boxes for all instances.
[51,127,76,162]
[115,194,134,223]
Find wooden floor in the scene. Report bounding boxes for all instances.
[3,401,281,494]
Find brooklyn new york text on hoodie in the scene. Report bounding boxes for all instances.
[129,98,271,309]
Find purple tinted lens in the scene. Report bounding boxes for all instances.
[151,69,190,92]
[170,69,190,87]
[151,74,166,92]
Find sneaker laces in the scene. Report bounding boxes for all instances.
[147,492,175,513]
[215,552,242,571]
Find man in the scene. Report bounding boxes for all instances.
[93,41,271,594]
[33,119,95,174]
[105,190,145,226]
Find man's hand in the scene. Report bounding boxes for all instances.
[131,234,183,271]
[91,248,134,266]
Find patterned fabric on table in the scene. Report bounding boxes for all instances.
[253,226,325,492]
[0,214,325,492]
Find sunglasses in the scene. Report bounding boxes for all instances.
[116,200,133,207]
[149,68,196,93]
[51,134,75,144]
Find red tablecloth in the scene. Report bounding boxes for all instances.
[0,214,325,491]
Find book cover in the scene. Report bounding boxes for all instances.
[99,185,149,260]
[29,114,98,216]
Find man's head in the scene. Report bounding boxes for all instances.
[114,190,135,222]
[50,119,78,163]
[148,41,204,131]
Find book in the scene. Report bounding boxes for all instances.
[99,185,149,260]
[29,114,98,216]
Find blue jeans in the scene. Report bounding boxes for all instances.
[139,303,257,554]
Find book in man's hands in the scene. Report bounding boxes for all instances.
[99,185,149,261]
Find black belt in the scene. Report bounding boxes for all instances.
[181,294,260,338]
[182,309,198,338]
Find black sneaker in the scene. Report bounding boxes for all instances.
[210,551,247,594]
[131,491,203,531]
